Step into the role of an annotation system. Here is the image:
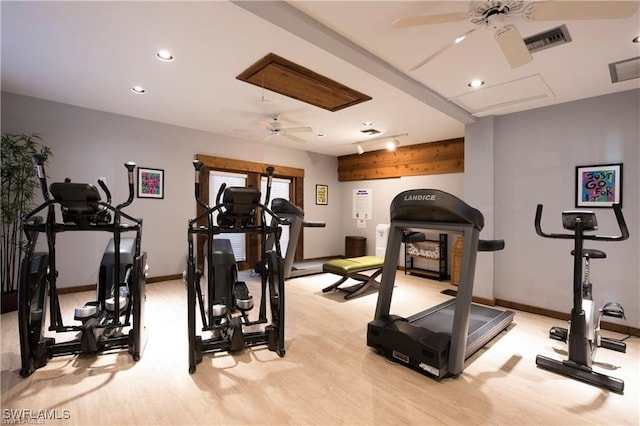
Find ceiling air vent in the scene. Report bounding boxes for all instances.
[360,128,381,136]
[524,25,572,53]
[609,57,640,83]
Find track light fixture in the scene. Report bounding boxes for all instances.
[386,138,400,151]
[352,133,407,155]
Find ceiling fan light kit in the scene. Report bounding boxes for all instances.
[260,116,313,144]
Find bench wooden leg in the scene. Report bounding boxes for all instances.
[323,268,383,299]
[322,276,349,293]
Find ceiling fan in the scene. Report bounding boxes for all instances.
[261,116,313,144]
[392,1,639,70]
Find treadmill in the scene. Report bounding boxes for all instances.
[270,198,326,279]
[367,189,514,379]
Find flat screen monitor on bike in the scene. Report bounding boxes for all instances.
[562,210,597,231]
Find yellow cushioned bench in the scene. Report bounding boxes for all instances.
[322,255,384,299]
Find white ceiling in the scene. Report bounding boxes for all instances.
[2,1,639,157]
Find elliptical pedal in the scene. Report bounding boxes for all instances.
[233,281,254,311]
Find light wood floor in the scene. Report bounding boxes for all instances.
[1,271,638,425]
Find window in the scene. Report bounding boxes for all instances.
[196,154,304,269]
[209,171,248,261]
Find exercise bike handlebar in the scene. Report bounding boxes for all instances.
[535,203,629,242]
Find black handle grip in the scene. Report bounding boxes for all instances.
[116,161,136,209]
[32,154,50,201]
[97,179,112,204]
[264,166,275,206]
[192,160,208,210]
[479,239,505,252]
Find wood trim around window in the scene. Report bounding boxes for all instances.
[195,154,305,270]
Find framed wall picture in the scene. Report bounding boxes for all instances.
[137,167,164,199]
[316,184,328,205]
[575,163,622,208]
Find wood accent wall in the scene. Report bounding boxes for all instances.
[337,138,464,181]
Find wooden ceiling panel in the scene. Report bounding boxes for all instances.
[237,53,372,112]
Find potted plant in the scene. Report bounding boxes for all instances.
[1,133,52,313]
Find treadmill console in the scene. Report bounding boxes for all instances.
[390,189,484,231]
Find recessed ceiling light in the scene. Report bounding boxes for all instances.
[633,35,639,43]
[467,79,485,88]
[131,86,146,94]
[156,50,174,62]
[317,133,325,138]
[363,121,373,127]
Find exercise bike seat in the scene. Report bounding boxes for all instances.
[570,248,606,259]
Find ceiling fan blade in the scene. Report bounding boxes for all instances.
[391,11,468,28]
[409,29,476,72]
[525,1,639,21]
[282,133,307,144]
[282,126,313,133]
[495,25,533,69]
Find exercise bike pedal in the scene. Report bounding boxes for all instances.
[601,302,625,319]
[549,326,568,342]
[600,337,626,353]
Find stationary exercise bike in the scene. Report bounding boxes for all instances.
[18,155,147,377]
[534,204,629,393]
[186,161,287,374]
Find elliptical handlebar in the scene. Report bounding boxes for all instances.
[32,154,50,201]
[97,179,112,205]
[535,203,629,242]
[192,160,209,211]
[215,183,226,206]
[264,166,275,206]
[115,162,136,210]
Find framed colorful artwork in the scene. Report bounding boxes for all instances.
[137,167,164,199]
[575,163,622,208]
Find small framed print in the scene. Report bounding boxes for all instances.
[316,184,328,205]
[137,167,164,199]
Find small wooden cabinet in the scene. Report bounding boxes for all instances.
[403,232,448,281]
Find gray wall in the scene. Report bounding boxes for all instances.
[3,90,638,329]
[338,174,464,262]
[467,89,639,327]
[1,92,342,286]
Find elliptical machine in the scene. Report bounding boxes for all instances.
[18,155,147,377]
[186,161,287,374]
[534,203,629,393]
